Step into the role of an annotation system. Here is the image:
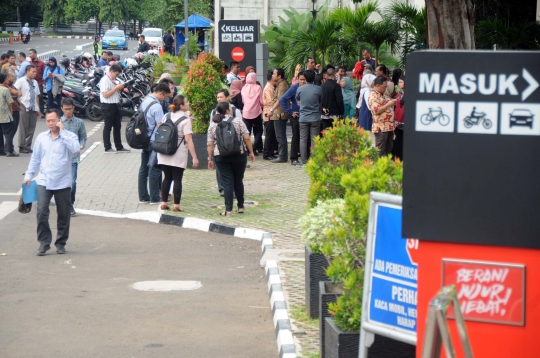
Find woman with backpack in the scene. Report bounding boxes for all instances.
[207,102,256,217]
[157,95,199,212]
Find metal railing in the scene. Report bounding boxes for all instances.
[422,285,474,358]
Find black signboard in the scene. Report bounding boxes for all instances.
[218,20,259,71]
[403,51,540,249]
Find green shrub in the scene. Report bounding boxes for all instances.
[299,199,345,253]
[184,59,223,134]
[326,156,403,332]
[306,118,378,207]
[197,53,226,82]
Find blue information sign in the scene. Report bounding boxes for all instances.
[367,205,418,333]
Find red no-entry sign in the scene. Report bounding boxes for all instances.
[231,47,245,62]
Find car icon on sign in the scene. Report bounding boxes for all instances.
[509,109,534,128]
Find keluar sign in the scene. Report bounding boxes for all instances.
[443,260,525,326]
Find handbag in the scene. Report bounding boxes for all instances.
[18,195,32,214]
[147,150,162,171]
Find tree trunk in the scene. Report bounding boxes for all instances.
[16,7,21,23]
[98,21,102,36]
[425,0,475,49]
[95,20,98,36]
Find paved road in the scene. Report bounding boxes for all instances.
[0,37,142,60]
[0,207,276,357]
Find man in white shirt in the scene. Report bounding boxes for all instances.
[99,64,130,153]
[24,108,80,256]
[14,64,41,153]
[226,61,241,86]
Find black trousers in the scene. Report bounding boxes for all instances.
[289,116,300,161]
[37,186,71,249]
[214,153,247,212]
[161,165,185,205]
[243,115,264,152]
[392,127,404,161]
[263,120,278,158]
[38,85,45,114]
[101,103,124,150]
[0,121,15,154]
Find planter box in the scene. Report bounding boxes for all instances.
[305,244,330,319]
[367,334,416,358]
[188,133,209,169]
[320,281,342,358]
[324,317,359,358]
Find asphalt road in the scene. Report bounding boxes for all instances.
[0,37,143,61]
[0,210,276,357]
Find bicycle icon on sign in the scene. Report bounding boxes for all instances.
[420,107,450,126]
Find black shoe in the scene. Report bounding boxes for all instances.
[36,246,50,256]
[263,156,273,160]
[6,152,19,157]
[19,149,31,154]
[271,158,287,163]
[253,150,259,156]
[105,148,117,154]
[0,152,6,156]
[56,246,66,254]
[71,205,76,216]
[116,148,131,153]
[219,190,224,197]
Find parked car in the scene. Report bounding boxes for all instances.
[140,28,163,49]
[102,28,128,50]
[509,109,534,128]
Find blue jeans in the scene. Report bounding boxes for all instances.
[138,148,161,202]
[71,162,78,204]
[273,120,288,160]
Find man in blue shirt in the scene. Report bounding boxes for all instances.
[279,71,306,166]
[97,52,109,67]
[17,52,31,79]
[24,108,80,256]
[138,83,171,204]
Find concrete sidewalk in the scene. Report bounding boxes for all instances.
[0,212,275,358]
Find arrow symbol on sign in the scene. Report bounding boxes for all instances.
[221,25,226,33]
[522,68,539,101]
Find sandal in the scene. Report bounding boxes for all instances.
[160,204,170,211]
[172,207,184,212]
[220,211,232,217]
[237,208,245,214]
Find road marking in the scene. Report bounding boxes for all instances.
[0,201,18,221]
[131,281,202,292]
[79,141,101,163]
[87,122,103,137]
[0,188,22,196]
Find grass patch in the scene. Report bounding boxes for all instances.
[290,305,319,327]
[305,353,320,358]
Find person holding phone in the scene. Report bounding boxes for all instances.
[23,108,80,256]
[368,76,397,157]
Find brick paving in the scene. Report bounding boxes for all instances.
[75,124,318,356]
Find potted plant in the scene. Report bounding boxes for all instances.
[299,199,344,319]
[319,281,343,358]
[169,55,186,85]
[183,55,224,169]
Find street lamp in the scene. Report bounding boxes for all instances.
[311,0,317,61]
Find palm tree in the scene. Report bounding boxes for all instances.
[285,18,342,72]
[358,17,400,68]
[329,2,379,60]
[475,17,540,50]
[388,2,426,66]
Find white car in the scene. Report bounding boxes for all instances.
[141,28,163,49]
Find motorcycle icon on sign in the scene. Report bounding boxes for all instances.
[463,107,492,129]
[420,107,450,126]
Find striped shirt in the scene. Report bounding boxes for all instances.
[99,74,120,103]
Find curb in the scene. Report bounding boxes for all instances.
[47,36,96,39]
[266,260,297,358]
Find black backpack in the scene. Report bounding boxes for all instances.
[152,113,188,155]
[216,117,241,157]
[125,101,159,150]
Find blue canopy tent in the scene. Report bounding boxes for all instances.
[174,14,214,54]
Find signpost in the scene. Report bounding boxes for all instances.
[218,20,259,71]
[403,51,540,249]
[358,193,417,358]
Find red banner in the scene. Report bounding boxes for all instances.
[443,259,525,326]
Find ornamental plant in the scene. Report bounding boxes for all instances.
[183,58,223,134]
[197,53,226,82]
[326,156,403,332]
[299,199,345,253]
[306,118,378,207]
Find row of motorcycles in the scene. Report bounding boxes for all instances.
[53,53,155,121]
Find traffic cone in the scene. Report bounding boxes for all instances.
[160,46,164,57]
[9,33,13,44]
[17,33,21,42]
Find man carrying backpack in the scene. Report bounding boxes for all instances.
[138,83,171,205]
